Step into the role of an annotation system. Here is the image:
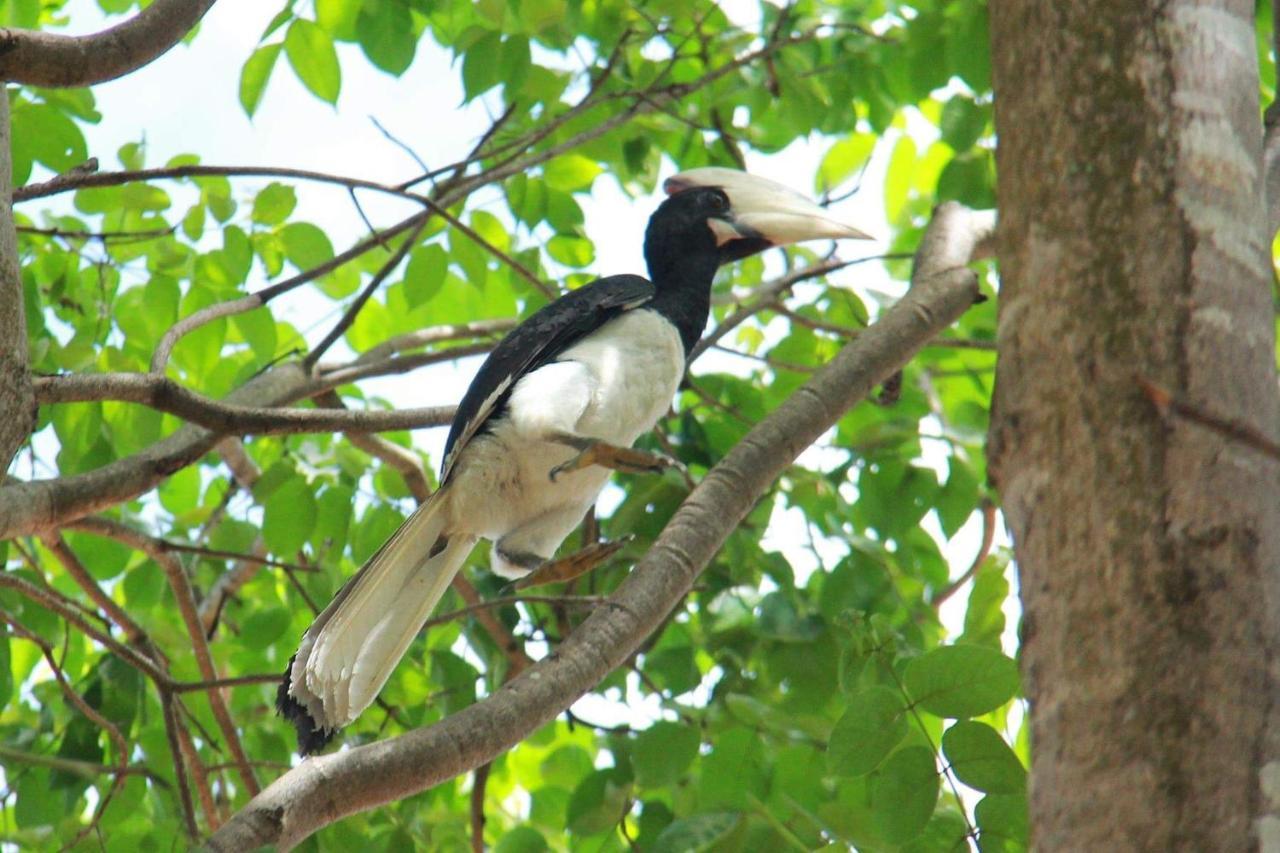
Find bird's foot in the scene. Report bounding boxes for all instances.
[548,437,683,482]
[505,537,634,591]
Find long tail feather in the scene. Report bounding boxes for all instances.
[277,489,473,753]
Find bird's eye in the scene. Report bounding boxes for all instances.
[708,192,728,212]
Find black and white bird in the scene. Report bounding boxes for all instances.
[278,167,872,753]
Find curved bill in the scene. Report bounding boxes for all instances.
[664,167,875,245]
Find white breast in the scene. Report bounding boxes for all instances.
[446,308,686,543]
[559,308,686,445]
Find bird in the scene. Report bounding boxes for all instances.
[278,167,872,754]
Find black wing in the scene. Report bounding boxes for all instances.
[439,274,655,482]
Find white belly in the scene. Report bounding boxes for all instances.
[447,309,685,542]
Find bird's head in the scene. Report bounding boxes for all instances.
[645,167,873,277]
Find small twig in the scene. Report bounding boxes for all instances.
[34,372,454,436]
[1138,377,1280,462]
[149,209,431,375]
[932,499,997,609]
[370,115,430,173]
[303,219,430,370]
[16,223,176,243]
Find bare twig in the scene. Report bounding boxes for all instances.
[932,499,997,608]
[304,218,430,370]
[34,372,454,435]
[149,211,430,375]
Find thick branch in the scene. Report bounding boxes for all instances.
[0,363,308,539]
[204,203,992,850]
[33,372,453,436]
[0,0,217,87]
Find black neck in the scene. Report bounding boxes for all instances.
[645,248,718,356]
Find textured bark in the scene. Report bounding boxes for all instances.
[989,2,1280,849]
[0,91,33,474]
[202,205,994,850]
[0,0,217,87]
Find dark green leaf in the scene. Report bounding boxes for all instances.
[904,644,1020,718]
[632,721,700,787]
[827,686,909,776]
[942,721,1026,794]
[871,746,939,844]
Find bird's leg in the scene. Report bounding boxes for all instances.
[499,537,633,591]
[546,431,683,482]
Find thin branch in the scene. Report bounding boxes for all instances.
[15,163,426,205]
[42,533,152,646]
[0,614,133,846]
[70,516,261,798]
[163,693,207,835]
[349,318,515,366]
[931,499,997,609]
[690,256,856,361]
[1138,377,1280,462]
[15,223,176,243]
[149,211,431,375]
[34,371,454,435]
[205,203,994,850]
[0,571,170,684]
[303,219,430,370]
[0,0,217,87]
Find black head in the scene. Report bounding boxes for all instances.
[643,187,769,285]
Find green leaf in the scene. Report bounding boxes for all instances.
[976,793,1029,851]
[241,605,292,649]
[404,244,449,307]
[941,721,1026,794]
[632,721,700,787]
[566,768,631,835]
[652,812,739,853]
[281,221,335,269]
[904,644,1020,718]
[494,826,549,853]
[252,182,297,225]
[960,562,1008,649]
[827,686,908,776]
[316,0,361,40]
[357,2,417,75]
[263,477,318,555]
[939,95,987,152]
[547,235,594,267]
[544,154,602,192]
[285,19,341,104]
[871,746,939,844]
[817,133,876,192]
[239,43,282,117]
[462,32,502,101]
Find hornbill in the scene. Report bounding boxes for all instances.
[278,167,872,754]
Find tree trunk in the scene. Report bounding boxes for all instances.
[0,93,34,474]
[989,1,1280,849]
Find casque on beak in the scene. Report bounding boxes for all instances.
[664,167,875,247]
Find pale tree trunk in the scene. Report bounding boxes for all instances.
[0,92,33,473]
[989,1,1280,849]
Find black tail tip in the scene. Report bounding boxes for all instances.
[277,655,337,756]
